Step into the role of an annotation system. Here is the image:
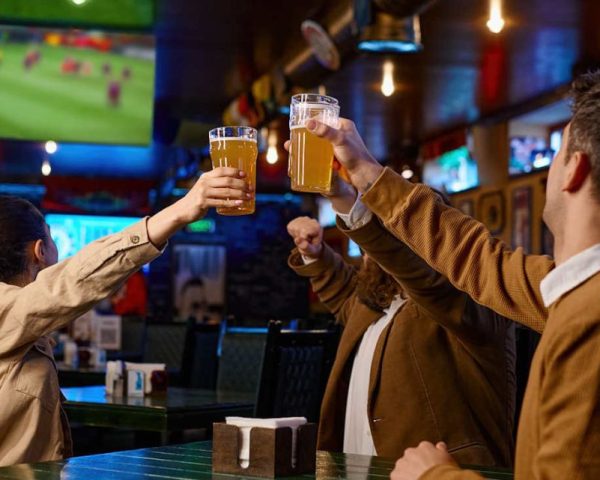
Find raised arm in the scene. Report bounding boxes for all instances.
[287,217,358,325]
[302,117,553,333]
[0,167,252,358]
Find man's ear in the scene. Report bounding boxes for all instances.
[32,238,46,264]
[562,151,592,193]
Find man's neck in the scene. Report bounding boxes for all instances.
[553,205,600,265]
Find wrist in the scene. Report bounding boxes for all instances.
[349,160,383,194]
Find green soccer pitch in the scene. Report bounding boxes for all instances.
[0,43,154,145]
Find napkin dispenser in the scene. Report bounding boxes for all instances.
[212,419,317,477]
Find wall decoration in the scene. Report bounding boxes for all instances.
[478,191,505,235]
[172,244,226,324]
[511,186,532,252]
[457,199,475,217]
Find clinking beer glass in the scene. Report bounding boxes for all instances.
[288,94,340,194]
[209,126,257,215]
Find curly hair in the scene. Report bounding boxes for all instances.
[0,196,47,283]
[568,70,600,201]
[355,257,402,312]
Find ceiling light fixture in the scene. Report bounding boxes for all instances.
[266,131,279,165]
[41,158,52,176]
[401,166,414,179]
[381,60,395,97]
[358,13,422,54]
[486,0,505,34]
[45,140,58,154]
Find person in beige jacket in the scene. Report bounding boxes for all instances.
[0,166,252,467]
[296,71,600,479]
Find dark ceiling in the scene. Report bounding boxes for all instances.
[155,0,594,162]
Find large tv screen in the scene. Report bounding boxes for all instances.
[0,25,155,145]
[45,213,140,261]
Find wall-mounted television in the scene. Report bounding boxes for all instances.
[422,146,479,194]
[45,213,140,261]
[0,25,155,145]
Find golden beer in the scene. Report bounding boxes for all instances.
[289,126,334,193]
[209,137,257,215]
[288,93,339,193]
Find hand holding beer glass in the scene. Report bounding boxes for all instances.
[209,126,257,215]
[288,94,340,194]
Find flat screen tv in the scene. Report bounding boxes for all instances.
[422,146,479,194]
[45,213,140,261]
[0,25,155,145]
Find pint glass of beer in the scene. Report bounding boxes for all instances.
[289,94,340,193]
[209,126,257,215]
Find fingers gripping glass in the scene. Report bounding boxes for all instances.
[209,126,257,216]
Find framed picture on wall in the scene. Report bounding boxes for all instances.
[511,186,532,252]
[457,199,475,217]
[478,191,505,235]
[172,244,227,323]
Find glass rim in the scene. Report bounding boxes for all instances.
[209,126,258,139]
[291,93,339,106]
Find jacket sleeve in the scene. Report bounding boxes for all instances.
[0,219,162,358]
[361,167,553,333]
[338,215,508,344]
[288,244,359,326]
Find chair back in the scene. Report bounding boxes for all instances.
[216,326,268,394]
[118,316,146,361]
[255,320,340,422]
[142,323,190,380]
[182,323,221,389]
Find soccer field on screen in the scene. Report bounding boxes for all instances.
[0,36,154,145]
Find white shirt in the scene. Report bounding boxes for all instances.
[303,198,404,455]
[540,243,600,307]
[343,295,406,455]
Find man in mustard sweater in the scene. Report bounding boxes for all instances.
[295,71,600,479]
[0,166,251,466]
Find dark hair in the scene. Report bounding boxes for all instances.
[355,257,402,312]
[0,196,47,283]
[569,70,600,200]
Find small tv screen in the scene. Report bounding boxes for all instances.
[0,25,155,145]
[509,136,554,175]
[422,146,479,194]
[45,213,140,261]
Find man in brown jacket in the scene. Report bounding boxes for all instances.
[299,71,600,479]
[286,180,516,466]
[0,166,251,466]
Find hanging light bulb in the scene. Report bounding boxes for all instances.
[401,166,414,180]
[266,130,279,165]
[41,158,52,176]
[486,0,505,34]
[45,140,58,154]
[381,61,395,97]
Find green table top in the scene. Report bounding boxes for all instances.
[62,386,255,432]
[0,441,513,480]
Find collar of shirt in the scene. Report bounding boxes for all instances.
[384,294,407,316]
[540,243,600,307]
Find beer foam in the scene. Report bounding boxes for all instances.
[209,136,257,142]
